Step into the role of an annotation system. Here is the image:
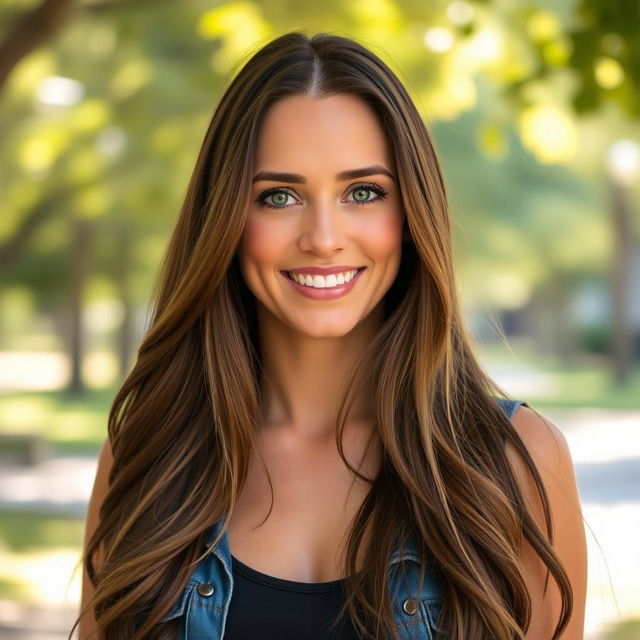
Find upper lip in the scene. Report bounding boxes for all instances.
[283,265,365,276]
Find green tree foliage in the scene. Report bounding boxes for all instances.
[0,0,637,382]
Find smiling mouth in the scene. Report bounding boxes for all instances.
[282,267,366,288]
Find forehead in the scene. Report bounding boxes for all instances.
[254,93,393,172]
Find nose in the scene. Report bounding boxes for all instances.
[297,199,346,256]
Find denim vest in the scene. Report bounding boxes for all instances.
[160,397,526,639]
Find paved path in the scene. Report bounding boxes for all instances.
[0,456,96,519]
[545,407,640,639]
[1,406,639,639]
[0,601,75,640]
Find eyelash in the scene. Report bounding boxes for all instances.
[255,182,389,210]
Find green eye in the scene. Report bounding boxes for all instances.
[349,183,389,206]
[258,188,297,209]
[353,188,371,202]
[269,192,289,205]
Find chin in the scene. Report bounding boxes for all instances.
[288,317,361,339]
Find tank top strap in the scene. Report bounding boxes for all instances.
[494,396,530,448]
[494,396,529,421]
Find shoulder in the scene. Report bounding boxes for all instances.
[504,404,579,540]
[504,405,587,639]
[507,405,571,477]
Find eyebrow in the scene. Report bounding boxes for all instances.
[251,165,396,184]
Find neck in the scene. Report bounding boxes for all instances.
[255,303,382,442]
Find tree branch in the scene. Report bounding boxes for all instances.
[0,0,162,95]
[0,0,72,95]
[0,191,62,270]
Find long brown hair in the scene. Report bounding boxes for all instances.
[72,31,572,640]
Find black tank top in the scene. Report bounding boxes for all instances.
[224,553,361,639]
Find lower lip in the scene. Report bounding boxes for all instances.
[281,268,366,300]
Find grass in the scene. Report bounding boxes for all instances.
[0,386,116,453]
[602,619,640,639]
[0,511,84,604]
[523,367,640,409]
[0,511,84,553]
[0,576,31,600]
[476,341,640,409]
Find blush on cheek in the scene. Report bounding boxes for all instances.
[240,217,287,265]
[358,212,403,256]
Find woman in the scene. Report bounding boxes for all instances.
[73,32,587,640]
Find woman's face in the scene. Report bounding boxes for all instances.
[238,93,404,338]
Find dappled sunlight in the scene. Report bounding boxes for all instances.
[518,103,578,163]
[65,147,104,184]
[594,57,625,90]
[0,394,52,431]
[73,184,110,219]
[197,2,272,74]
[0,549,81,607]
[83,299,124,333]
[111,58,153,99]
[476,122,508,160]
[18,128,68,176]
[47,407,107,444]
[0,348,119,394]
[34,76,84,108]
[84,350,119,389]
[463,27,503,65]
[0,352,68,393]
[6,50,56,99]
[348,0,403,28]
[423,27,455,53]
[485,271,532,309]
[541,37,572,67]
[525,10,562,42]
[447,1,474,26]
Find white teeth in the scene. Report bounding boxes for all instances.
[288,269,360,289]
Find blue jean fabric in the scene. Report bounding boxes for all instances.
[160,397,527,639]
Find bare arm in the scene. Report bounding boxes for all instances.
[77,438,113,640]
[506,406,587,640]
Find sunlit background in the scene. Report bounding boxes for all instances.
[1,0,639,638]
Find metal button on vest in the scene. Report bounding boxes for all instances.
[403,598,418,615]
[197,583,215,597]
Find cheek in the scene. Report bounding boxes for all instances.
[357,211,403,259]
[239,216,287,268]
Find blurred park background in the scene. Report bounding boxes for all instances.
[0,0,639,638]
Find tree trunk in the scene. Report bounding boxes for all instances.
[67,216,91,395]
[609,178,633,385]
[529,277,576,367]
